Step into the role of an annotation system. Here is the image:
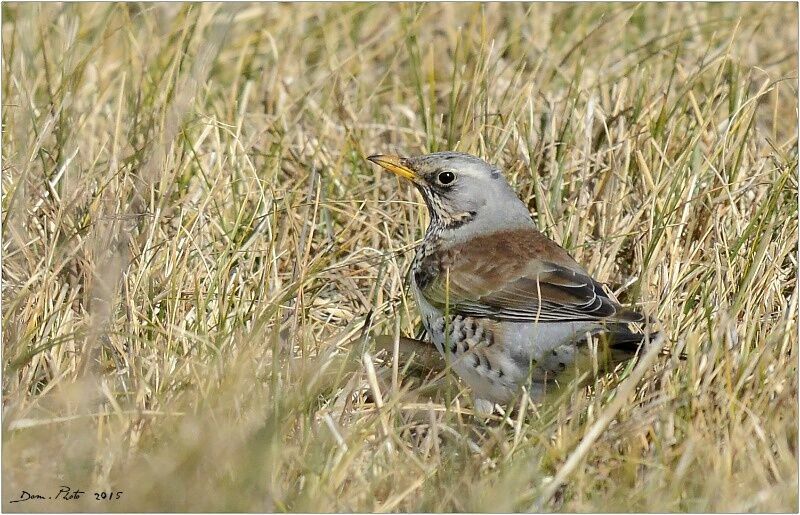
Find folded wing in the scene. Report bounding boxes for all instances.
[420,228,644,324]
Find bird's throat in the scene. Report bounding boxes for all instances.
[420,189,477,232]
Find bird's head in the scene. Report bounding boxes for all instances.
[367,151,533,233]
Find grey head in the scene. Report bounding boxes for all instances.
[367,151,534,239]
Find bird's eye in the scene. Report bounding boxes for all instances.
[437,171,455,185]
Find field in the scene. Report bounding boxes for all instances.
[2,2,798,512]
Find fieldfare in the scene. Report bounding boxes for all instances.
[367,152,658,414]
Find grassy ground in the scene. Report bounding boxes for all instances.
[2,2,797,512]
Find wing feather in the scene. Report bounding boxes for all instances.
[419,228,644,324]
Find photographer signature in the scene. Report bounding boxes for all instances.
[9,486,122,503]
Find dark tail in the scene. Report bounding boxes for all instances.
[578,321,678,368]
[605,323,661,362]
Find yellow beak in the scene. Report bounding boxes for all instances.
[367,154,418,182]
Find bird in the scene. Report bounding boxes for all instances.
[367,151,660,414]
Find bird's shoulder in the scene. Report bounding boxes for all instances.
[443,227,585,276]
[415,227,644,324]
[413,226,588,299]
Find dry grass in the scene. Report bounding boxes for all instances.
[2,2,797,512]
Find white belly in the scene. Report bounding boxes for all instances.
[412,281,599,404]
[498,320,599,361]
